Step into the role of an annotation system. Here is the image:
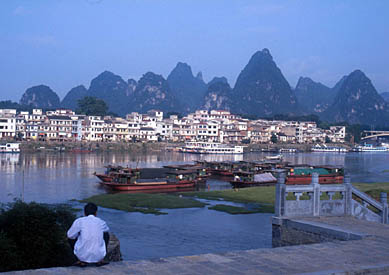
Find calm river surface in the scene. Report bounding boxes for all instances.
[1,151,389,260]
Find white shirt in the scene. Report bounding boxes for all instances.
[67,215,109,263]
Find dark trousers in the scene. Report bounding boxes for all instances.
[68,232,110,262]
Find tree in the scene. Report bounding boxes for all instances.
[271,134,278,144]
[325,136,331,143]
[76,96,108,116]
[0,201,76,272]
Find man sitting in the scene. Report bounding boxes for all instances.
[67,203,110,266]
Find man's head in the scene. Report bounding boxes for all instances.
[84,202,98,216]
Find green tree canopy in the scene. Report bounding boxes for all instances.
[76,96,108,116]
[271,133,278,144]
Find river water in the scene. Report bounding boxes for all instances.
[1,151,389,260]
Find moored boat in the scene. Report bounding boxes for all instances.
[100,179,195,191]
[311,144,347,152]
[285,165,344,185]
[180,142,244,154]
[0,143,20,153]
[265,154,283,160]
[97,166,200,191]
[94,165,137,182]
[351,143,389,152]
[230,172,277,188]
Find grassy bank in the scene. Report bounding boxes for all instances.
[183,186,276,205]
[80,183,389,215]
[209,204,274,214]
[80,193,206,215]
[353,182,389,201]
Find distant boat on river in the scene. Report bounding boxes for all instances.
[0,143,20,153]
[311,144,347,152]
[179,142,244,154]
[351,143,389,152]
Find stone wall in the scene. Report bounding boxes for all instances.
[272,217,363,247]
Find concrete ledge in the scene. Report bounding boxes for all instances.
[6,217,389,274]
[299,263,389,275]
[286,219,369,241]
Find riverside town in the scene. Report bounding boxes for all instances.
[0,108,346,144]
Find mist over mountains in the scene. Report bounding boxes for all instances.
[14,48,389,126]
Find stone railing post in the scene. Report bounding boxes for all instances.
[311,173,320,216]
[275,172,286,217]
[343,174,352,216]
[380,192,388,224]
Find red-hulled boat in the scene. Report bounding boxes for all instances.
[285,165,344,185]
[94,165,138,183]
[98,167,199,192]
[230,171,277,188]
[95,174,113,182]
[100,179,195,191]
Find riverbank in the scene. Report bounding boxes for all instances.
[16,140,352,153]
[20,141,173,153]
[81,193,207,215]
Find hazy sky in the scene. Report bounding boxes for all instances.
[1,0,388,101]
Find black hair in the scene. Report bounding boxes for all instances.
[84,203,98,216]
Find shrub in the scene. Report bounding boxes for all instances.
[0,201,76,272]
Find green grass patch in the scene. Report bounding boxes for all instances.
[353,182,389,200]
[208,203,274,214]
[382,170,389,173]
[81,193,207,215]
[183,186,276,205]
[209,204,260,214]
[183,186,275,213]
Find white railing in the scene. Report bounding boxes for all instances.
[275,173,389,224]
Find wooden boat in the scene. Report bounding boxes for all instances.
[163,164,210,180]
[95,174,113,182]
[285,165,344,185]
[286,174,344,185]
[94,165,137,183]
[98,166,199,191]
[100,179,195,191]
[230,172,277,188]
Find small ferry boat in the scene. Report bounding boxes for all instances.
[351,143,389,152]
[0,143,20,153]
[180,142,244,154]
[265,154,283,160]
[311,144,347,153]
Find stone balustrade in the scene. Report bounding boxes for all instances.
[274,173,389,224]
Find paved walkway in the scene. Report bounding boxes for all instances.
[7,217,389,274]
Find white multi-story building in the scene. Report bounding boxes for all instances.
[0,116,16,138]
[0,108,347,144]
[84,116,104,141]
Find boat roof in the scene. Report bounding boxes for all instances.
[166,170,197,175]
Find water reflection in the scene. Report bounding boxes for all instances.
[1,152,389,204]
